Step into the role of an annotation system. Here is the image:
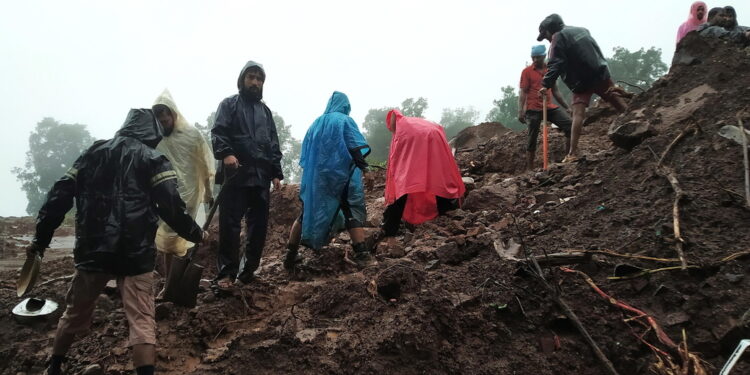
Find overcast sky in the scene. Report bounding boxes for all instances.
[1,0,747,217]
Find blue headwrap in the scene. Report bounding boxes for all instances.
[531,45,546,57]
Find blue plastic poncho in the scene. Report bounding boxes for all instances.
[299,91,370,249]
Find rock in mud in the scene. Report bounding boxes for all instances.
[608,120,656,150]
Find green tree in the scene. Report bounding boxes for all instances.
[194,112,214,147]
[13,118,95,214]
[273,112,302,183]
[607,46,668,91]
[486,86,524,131]
[400,97,428,118]
[440,106,480,139]
[361,107,392,163]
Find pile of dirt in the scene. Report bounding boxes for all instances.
[1,35,749,374]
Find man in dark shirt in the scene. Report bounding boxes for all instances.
[537,14,628,163]
[518,44,572,170]
[211,61,284,287]
[29,109,205,375]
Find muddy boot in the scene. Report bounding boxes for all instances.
[352,242,373,268]
[46,355,65,375]
[284,243,301,270]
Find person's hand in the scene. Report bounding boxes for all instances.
[538,87,548,99]
[26,243,45,258]
[564,106,573,116]
[272,178,281,192]
[223,155,240,169]
[518,110,526,124]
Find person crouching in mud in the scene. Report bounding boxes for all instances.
[380,109,466,249]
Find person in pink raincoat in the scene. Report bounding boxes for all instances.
[381,109,465,247]
[676,1,708,44]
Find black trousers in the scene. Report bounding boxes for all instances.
[217,185,270,279]
[525,108,572,152]
[382,194,454,236]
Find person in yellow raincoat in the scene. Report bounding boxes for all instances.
[151,89,215,298]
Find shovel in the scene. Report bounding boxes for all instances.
[163,181,229,308]
[542,95,550,170]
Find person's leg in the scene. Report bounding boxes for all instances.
[119,272,156,372]
[283,215,303,269]
[598,79,628,113]
[567,103,588,158]
[238,187,270,282]
[217,185,249,282]
[382,195,407,237]
[525,111,542,170]
[49,271,110,374]
[436,196,456,215]
[548,107,573,157]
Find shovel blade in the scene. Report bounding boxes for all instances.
[163,256,190,304]
[174,263,204,308]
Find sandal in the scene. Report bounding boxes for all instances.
[562,155,580,163]
[213,276,234,290]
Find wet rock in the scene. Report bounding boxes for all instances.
[462,177,475,192]
[82,364,103,375]
[608,120,656,150]
[463,182,518,211]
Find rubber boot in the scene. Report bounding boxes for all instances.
[284,243,300,270]
[352,242,373,268]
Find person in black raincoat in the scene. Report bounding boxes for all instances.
[26,109,206,375]
[211,60,283,287]
[536,14,628,163]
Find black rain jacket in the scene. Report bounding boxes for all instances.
[542,25,611,93]
[33,109,203,276]
[211,61,284,186]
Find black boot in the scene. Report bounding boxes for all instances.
[352,242,373,267]
[283,243,301,270]
[46,355,65,375]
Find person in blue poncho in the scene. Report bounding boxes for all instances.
[284,91,372,269]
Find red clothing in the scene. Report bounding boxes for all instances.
[519,64,558,111]
[384,109,465,225]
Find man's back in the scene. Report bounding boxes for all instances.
[546,25,610,92]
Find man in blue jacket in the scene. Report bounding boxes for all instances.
[27,109,206,375]
[211,61,284,287]
[537,14,628,163]
[283,91,372,269]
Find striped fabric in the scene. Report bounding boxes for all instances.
[150,170,177,187]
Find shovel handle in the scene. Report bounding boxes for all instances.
[542,95,549,170]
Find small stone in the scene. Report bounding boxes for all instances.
[82,364,103,375]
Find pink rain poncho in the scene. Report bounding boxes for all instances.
[676,1,707,43]
[384,109,465,225]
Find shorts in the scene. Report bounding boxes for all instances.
[55,271,156,346]
[572,78,619,107]
[525,108,572,152]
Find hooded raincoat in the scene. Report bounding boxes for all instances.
[299,92,370,249]
[153,89,215,256]
[32,109,203,276]
[676,1,708,43]
[211,61,283,187]
[384,110,465,225]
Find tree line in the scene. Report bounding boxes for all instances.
[13,46,667,215]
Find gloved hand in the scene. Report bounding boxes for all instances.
[26,243,45,258]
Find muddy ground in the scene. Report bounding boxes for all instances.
[1,35,749,374]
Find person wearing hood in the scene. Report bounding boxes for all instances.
[518,44,572,170]
[676,1,707,44]
[537,13,628,163]
[284,91,372,268]
[25,109,206,375]
[721,6,750,42]
[381,110,465,248]
[211,61,284,288]
[151,89,215,298]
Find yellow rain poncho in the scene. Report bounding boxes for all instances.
[153,89,215,256]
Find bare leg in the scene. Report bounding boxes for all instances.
[283,219,302,269]
[348,227,365,245]
[288,219,301,246]
[567,103,587,157]
[132,343,155,368]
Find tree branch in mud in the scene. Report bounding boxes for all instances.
[510,214,621,375]
[738,114,750,208]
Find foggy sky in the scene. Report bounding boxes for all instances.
[1,0,745,216]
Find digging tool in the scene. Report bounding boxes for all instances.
[720,339,749,375]
[16,253,41,297]
[163,178,230,307]
[542,95,549,170]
